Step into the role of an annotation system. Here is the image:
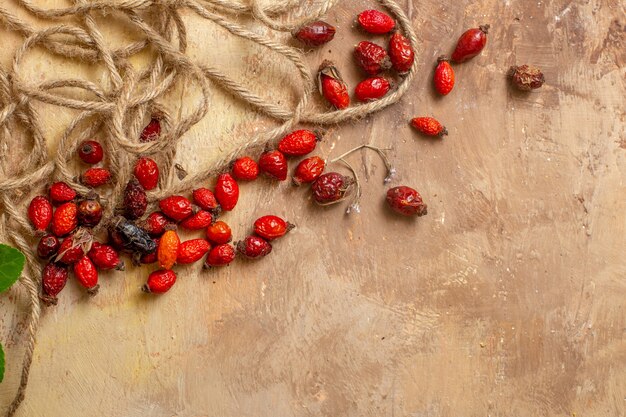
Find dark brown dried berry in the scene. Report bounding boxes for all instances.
[110,216,157,254]
[123,179,148,220]
[77,198,103,227]
[507,65,545,91]
[37,234,60,259]
[311,172,355,205]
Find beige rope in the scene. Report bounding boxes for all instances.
[0,0,419,415]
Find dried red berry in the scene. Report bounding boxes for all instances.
[451,24,490,63]
[389,32,414,74]
[236,236,272,259]
[140,117,161,142]
[410,117,448,137]
[357,9,395,34]
[434,56,455,95]
[77,198,102,227]
[293,156,325,185]
[133,157,159,190]
[159,195,193,221]
[49,182,77,205]
[88,242,125,270]
[77,140,103,164]
[507,65,545,91]
[37,234,60,259]
[52,202,77,236]
[56,234,88,264]
[355,77,391,101]
[41,262,68,305]
[140,212,171,236]
[158,229,180,269]
[312,172,355,205]
[258,150,288,181]
[123,179,148,220]
[143,269,177,293]
[232,157,259,181]
[204,244,235,267]
[318,60,350,109]
[254,215,294,241]
[354,41,391,75]
[81,167,111,188]
[293,20,336,47]
[278,130,320,156]
[215,173,240,211]
[192,188,221,214]
[180,210,213,230]
[28,195,53,231]
[177,239,210,264]
[140,239,159,264]
[74,256,99,294]
[386,186,428,216]
[206,221,232,245]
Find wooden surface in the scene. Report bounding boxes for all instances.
[1,0,625,416]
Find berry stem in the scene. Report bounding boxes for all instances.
[337,158,362,214]
[328,144,395,184]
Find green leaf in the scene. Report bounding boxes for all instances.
[0,342,4,383]
[0,244,25,293]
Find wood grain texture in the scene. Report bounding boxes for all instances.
[1,0,625,416]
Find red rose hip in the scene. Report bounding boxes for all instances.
[51,202,78,236]
[140,117,161,142]
[386,186,428,216]
[451,24,490,63]
[88,242,125,270]
[278,130,320,156]
[354,41,391,75]
[312,172,354,205]
[192,188,221,214]
[134,157,159,190]
[28,195,53,231]
[159,195,193,221]
[41,262,68,305]
[410,117,448,137]
[434,56,455,95]
[254,215,294,241]
[318,60,350,109]
[180,210,213,230]
[258,150,288,181]
[293,20,336,47]
[204,244,236,267]
[49,182,76,205]
[388,32,414,74]
[236,236,272,259]
[123,179,148,220]
[140,212,171,236]
[293,156,325,185]
[214,173,239,211]
[177,239,211,264]
[143,269,177,294]
[77,140,103,164]
[357,10,395,34]
[74,256,99,295]
[232,157,259,181]
[77,198,103,227]
[206,221,232,244]
[355,77,391,102]
[37,234,60,259]
[81,167,111,188]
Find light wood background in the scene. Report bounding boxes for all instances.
[0,0,624,416]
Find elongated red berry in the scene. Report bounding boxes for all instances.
[293,156,325,185]
[258,150,288,181]
[355,77,391,101]
[357,10,395,34]
[236,236,272,259]
[389,32,414,74]
[410,117,448,137]
[354,41,391,75]
[28,196,53,231]
[77,198,102,227]
[141,212,171,236]
[318,60,350,109]
[124,179,148,220]
[134,157,159,190]
[180,210,213,230]
[451,24,490,63]
[52,202,77,236]
[88,242,124,270]
[140,117,161,142]
[158,229,180,269]
[434,56,454,95]
[81,167,111,188]
[56,234,87,264]
[278,130,320,156]
[293,20,336,47]
[177,239,210,264]
[143,269,177,293]
[254,215,294,241]
[159,195,193,221]
[232,157,259,181]
[214,173,239,211]
[77,140,103,164]
[192,188,221,214]
[41,262,68,305]
[204,244,235,267]
[74,256,99,294]
[37,234,60,259]
[49,182,76,205]
[206,221,232,245]
[312,172,354,205]
[386,186,428,216]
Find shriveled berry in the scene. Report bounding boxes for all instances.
[232,157,259,181]
[140,117,161,142]
[357,9,395,34]
[81,167,111,188]
[236,236,272,259]
[192,188,221,214]
[41,262,68,305]
[133,157,159,190]
[354,41,391,76]
[37,234,60,259]
[180,210,213,230]
[293,20,336,47]
[159,195,193,221]
[204,244,235,267]
[77,198,102,227]
[110,216,157,254]
[386,186,428,216]
[507,65,545,91]
[389,32,414,74]
[177,239,210,264]
[108,229,126,252]
[215,173,240,211]
[434,56,455,95]
[139,239,159,264]
[56,235,87,264]
[355,77,391,101]
[410,117,448,137]
[123,179,148,220]
[88,242,124,270]
[278,130,320,156]
[143,269,177,293]
[312,172,355,205]
[49,182,76,205]
[258,150,288,181]
[74,256,99,295]
[77,140,103,164]
[451,24,490,63]
[254,215,294,241]
[206,221,232,244]
[158,229,180,269]
[318,60,350,109]
[293,156,325,185]
[52,202,77,236]
[140,212,171,236]
[28,195,53,231]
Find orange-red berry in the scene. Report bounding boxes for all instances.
[177,239,211,264]
[41,262,68,305]
[37,234,60,259]
[74,256,99,294]
[206,221,232,245]
[52,202,78,236]
[28,195,53,231]
[180,210,213,230]
[192,188,221,214]
[49,182,76,205]
[312,172,354,205]
[159,195,193,221]
[232,157,259,181]
[357,10,395,34]
[81,167,112,188]
[410,117,448,137]
[278,130,320,156]
[293,156,325,185]
[143,269,177,293]
[141,212,172,236]
[254,215,294,241]
[140,117,161,142]
[158,229,180,269]
[88,242,124,270]
[434,56,455,95]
